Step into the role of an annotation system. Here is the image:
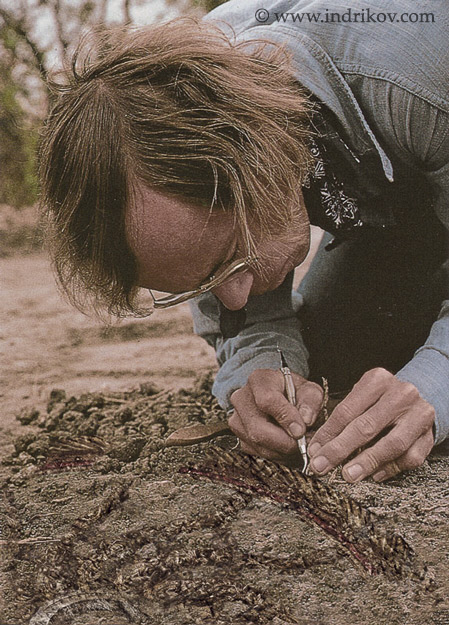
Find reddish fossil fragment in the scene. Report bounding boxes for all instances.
[181,447,433,587]
[38,435,107,473]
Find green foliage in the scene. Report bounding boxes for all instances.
[0,38,41,207]
[192,0,229,13]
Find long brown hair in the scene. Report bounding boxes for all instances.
[39,18,314,316]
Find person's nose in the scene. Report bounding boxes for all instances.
[212,271,254,310]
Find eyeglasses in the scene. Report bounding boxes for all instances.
[150,255,258,309]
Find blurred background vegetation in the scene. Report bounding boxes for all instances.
[0,0,228,218]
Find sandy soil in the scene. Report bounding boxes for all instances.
[0,225,319,461]
[0,252,217,460]
[1,228,449,625]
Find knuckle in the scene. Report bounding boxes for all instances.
[255,391,275,415]
[387,433,409,456]
[362,367,392,385]
[424,432,435,454]
[424,402,436,418]
[418,406,435,431]
[230,387,247,408]
[425,411,436,430]
[271,408,293,427]
[398,381,420,402]
[352,414,378,439]
[327,436,349,460]
[248,369,274,386]
[372,367,392,380]
[403,448,425,469]
[333,401,357,423]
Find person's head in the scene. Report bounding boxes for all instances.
[39,18,314,317]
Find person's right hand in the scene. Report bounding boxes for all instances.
[228,369,324,463]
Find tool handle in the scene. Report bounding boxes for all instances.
[280,366,296,406]
[280,359,309,475]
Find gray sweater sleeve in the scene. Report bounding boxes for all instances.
[392,100,449,445]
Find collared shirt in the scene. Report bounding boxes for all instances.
[191,0,449,445]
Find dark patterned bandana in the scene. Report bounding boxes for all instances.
[219,134,374,339]
[302,137,364,241]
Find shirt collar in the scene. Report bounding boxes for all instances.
[236,25,394,182]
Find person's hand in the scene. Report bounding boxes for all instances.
[228,369,324,462]
[308,368,435,482]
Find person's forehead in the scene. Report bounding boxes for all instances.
[126,184,235,292]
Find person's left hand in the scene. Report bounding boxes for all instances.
[308,368,435,482]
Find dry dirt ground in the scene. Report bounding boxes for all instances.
[1,213,449,625]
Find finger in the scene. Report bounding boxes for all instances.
[341,404,434,482]
[372,430,434,482]
[308,368,392,455]
[229,411,297,461]
[239,439,298,463]
[294,379,324,427]
[309,404,392,477]
[247,369,323,437]
[247,370,305,437]
[228,406,297,457]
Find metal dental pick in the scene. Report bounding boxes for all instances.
[278,348,309,475]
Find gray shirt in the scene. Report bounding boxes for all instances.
[191,0,449,445]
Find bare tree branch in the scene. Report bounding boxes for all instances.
[123,0,131,24]
[51,0,70,66]
[0,7,47,81]
[99,0,108,24]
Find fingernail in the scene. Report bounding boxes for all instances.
[345,463,364,482]
[312,455,330,473]
[288,422,304,439]
[308,442,321,457]
[299,404,313,424]
[373,470,386,482]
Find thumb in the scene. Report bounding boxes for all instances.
[268,393,308,438]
